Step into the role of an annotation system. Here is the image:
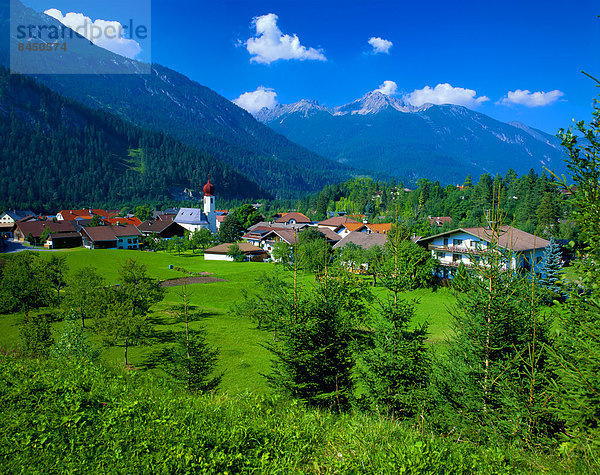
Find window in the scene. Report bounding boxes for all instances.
[443,238,448,246]
[453,239,463,246]
[128,239,132,244]
[436,251,446,259]
[453,254,462,262]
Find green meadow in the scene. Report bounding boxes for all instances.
[1,248,457,394]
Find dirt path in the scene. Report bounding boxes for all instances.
[161,275,227,287]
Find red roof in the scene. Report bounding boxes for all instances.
[104,217,142,226]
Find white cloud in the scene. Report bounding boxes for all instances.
[245,13,327,65]
[44,9,142,59]
[233,87,278,114]
[375,80,398,96]
[368,37,393,54]
[404,83,489,108]
[498,89,564,107]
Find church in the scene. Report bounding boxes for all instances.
[174,176,218,234]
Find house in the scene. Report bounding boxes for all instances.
[44,232,82,249]
[417,226,550,279]
[0,210,36,227]
[242,226,339,257]
[366,223,392,234]
[0,210,36,237]
[318,216,361,231]
[137,216,186,238]
[56,209,117,221]
[80,225,141,250]
[242,228,299,255]
[274,212,312,226]
[333,231,388,251]
[429,216,453,227]
[249,221,311,232]
[204,242,269,262]
[335,222,369,238]
[14,220,76,245]
[174,176,218,234]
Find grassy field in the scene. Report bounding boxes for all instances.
[1,248,457,394]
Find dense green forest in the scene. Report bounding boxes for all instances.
[283,169,574,240]
[0,67,267,212]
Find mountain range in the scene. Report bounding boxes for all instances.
[256,91,568,184]
[1,0,361,200]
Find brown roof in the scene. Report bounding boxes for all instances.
[333,232,388,250]
[318,216,360,227]
[419,226,550,252]
[15,220,76,238]
[318,227,342,242]
[81,224,141,242]
[138,219,176,234]
[274,212,311,224]
[204,243,269,255]
[47,232,81,239]
[80,226,118,242]
[111,224,142,237]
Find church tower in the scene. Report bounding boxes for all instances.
[203,175,217,233]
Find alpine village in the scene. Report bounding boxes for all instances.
[1,1,600,473]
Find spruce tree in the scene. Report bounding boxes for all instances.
[266,268,368,412]
[433,200,555,443]
[538,236,564,302]
[551,82,600,455]
[157,268,222,392]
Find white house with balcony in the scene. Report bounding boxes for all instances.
[417,226,550,279]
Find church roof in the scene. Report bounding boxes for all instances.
[174,208,209,225]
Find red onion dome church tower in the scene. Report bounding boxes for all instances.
[203,175,217,233]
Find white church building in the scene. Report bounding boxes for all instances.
[174,176,218,234]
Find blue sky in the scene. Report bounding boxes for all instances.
[21,0,600,134]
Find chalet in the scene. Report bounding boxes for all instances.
[204,243,269,262]
[274,212,312,226]
[243,226,339,257]
[318,216,360,231]
[0,210,36,227]
[417,226,550,279]
[80,225,141,250]
[335,222,369,238]
[137,216,186,238]
[14,221,76,245]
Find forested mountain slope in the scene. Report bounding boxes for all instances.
[0,68,265,211]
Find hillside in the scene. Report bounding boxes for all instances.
[0,68,265,211]
[256,91,568,184]
[1,0,361,198]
